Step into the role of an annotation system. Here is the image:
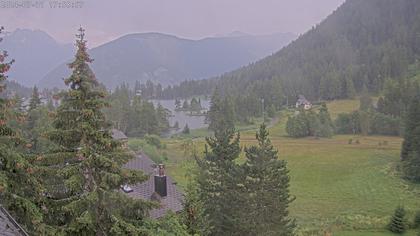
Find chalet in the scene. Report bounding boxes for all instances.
[111,129,128,148]
[123,154,184,218]
[295,95,312,110]
[0,205,29,236]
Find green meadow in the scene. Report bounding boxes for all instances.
[130,100,420,235]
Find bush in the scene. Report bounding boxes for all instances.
[286,113,309,138]
[182,124,190,134]
[413,211,420,229]
[389,206,407,234]
[145,134,162,149]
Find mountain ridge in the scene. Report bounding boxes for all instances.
[39,31,297,89]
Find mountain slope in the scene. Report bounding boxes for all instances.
[2,29,73,86]
[170,0,420,101]
[39,32,296,89]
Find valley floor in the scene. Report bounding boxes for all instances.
[130,100,420,235]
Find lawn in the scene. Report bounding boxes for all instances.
[133,99,420,235]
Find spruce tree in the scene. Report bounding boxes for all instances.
[318,103,334,135]
[401,95,420,182]
[241,124,295,235]
[196,98,242,235]
[207,89,235,132]
[29,86,42,111]
[388,206,407,234]
[0,26,46,234]
[182,124,190,134]
[359,85,372,112]
[39,28,154,234]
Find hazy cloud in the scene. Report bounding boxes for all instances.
[0,0,345,46]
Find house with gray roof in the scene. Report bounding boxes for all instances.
[123,154,184,219]
[112,129,128,148]
[0,206,29,236]
[295,95,312,110]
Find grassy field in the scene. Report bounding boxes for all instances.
[132,100,420,235]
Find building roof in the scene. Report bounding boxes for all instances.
[0,206,29,236]
[111,129,128,140]
[123,154,184,219]
[296,95,311,105]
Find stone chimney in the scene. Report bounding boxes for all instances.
[154,164,167,197]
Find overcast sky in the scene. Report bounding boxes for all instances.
[0,0,345,46]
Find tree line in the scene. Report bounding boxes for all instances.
[103,83,171,137]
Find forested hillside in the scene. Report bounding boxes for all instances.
[164,0,420,101]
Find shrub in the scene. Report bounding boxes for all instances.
[413,211,420,229]
[145,134,162,149]
[389,206,407,234]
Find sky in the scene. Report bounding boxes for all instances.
[0,0,345,46]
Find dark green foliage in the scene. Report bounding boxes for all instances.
[173,121,180,130]
[162,77,284,124]
[359,85,372,112]
[286,105,334,138]
[267,104,276,118]
[401,95,420,182]
[335,110,401,136]
[28,86,41,111]
[189,97,202,112]
[207,89,235,132]
[182,100,189,110]
[378,78,420,117]
[143,213,189,236]
[144,134,162,149]
[0,27,47,234]
[241,124,295,235]
[182,167,205,235]
[174,99,181,110]
[182,124,190,134]
[104,83,170,137]
[286,112,309,138]
[196,104,242,235]
[161,0,420,104]
[388,206,407,234]
[318,103,334,137]
[369,112,401,136]
[413,211,420,229]
[40,28,155,234]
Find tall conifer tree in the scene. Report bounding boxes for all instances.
[0,26,46,234]
[196,89,242,235]
[241,124,295,235]
[401,95,420,182]
[39,28,154,234]
[28,86,42,111]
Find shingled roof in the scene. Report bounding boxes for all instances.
[0,206,29,236]
[111,129,128,140]
[123,154,184,219]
